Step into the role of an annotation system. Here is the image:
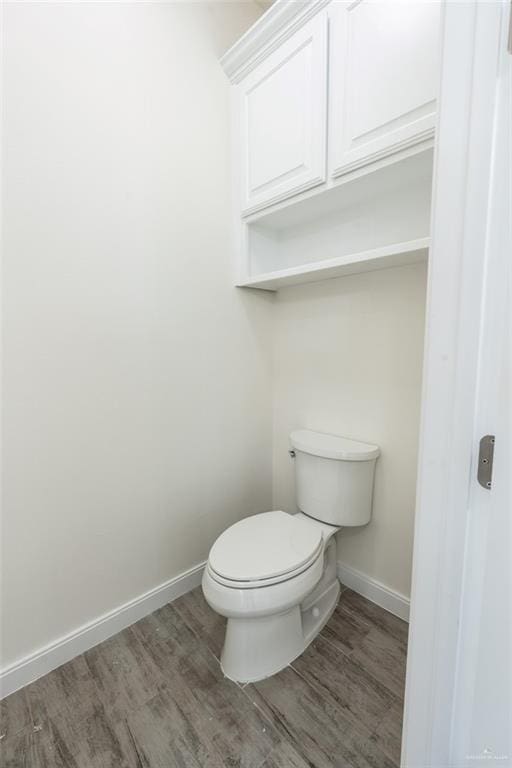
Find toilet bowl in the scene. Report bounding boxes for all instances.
[202,510,340,683]
[202,429,380,683]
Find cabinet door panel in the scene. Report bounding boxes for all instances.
[238,13,328,215]
[329,0,440,177]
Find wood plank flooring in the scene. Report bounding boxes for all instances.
[0,585,408,768]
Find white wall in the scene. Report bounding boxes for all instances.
[272,263,427,599]
[2,0,427,679]
[1,1,271,670]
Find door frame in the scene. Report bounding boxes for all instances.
[401,1,509,765]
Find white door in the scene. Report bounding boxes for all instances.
[329,0,440,178]
[448,11,511,763]
[237,13,328,216]
[402,1,511,765]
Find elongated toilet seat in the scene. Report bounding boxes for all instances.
[207,510,324,588]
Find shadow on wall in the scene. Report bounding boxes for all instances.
[271,261,428,600]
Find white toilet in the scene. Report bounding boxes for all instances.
[202,429,380,683]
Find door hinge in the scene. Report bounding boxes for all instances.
[477,435,495,489]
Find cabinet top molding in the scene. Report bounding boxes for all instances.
[220,0,331,83]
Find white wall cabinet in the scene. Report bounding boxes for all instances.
[237,12,328,216]
[221,0,440,288]
[329,0,440,178]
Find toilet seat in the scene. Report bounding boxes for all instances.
[207,511,324,589]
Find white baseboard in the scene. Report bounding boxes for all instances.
[0,561,206,699]
[1,559,407,699]
[337,561,410,622]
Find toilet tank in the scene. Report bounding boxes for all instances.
[290,430,380,527]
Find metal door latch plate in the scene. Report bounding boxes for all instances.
[477,435,495,489]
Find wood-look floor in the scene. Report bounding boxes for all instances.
[0,585,408,768]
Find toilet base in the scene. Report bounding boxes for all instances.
[220,540,340,684]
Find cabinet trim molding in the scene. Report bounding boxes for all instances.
[242,173,327,218]
[331,127,435,179]
[221,0,330,83]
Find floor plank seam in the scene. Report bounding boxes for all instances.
[313,629,404,705]
[235,675,296,746]
[316,629,356,659]
[171,600,223,668]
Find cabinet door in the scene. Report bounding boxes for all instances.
[329,0,440,178]
[238,13,328,216]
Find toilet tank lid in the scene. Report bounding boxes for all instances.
[290,430,380,461]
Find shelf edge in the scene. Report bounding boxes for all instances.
[237,239,430,291]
